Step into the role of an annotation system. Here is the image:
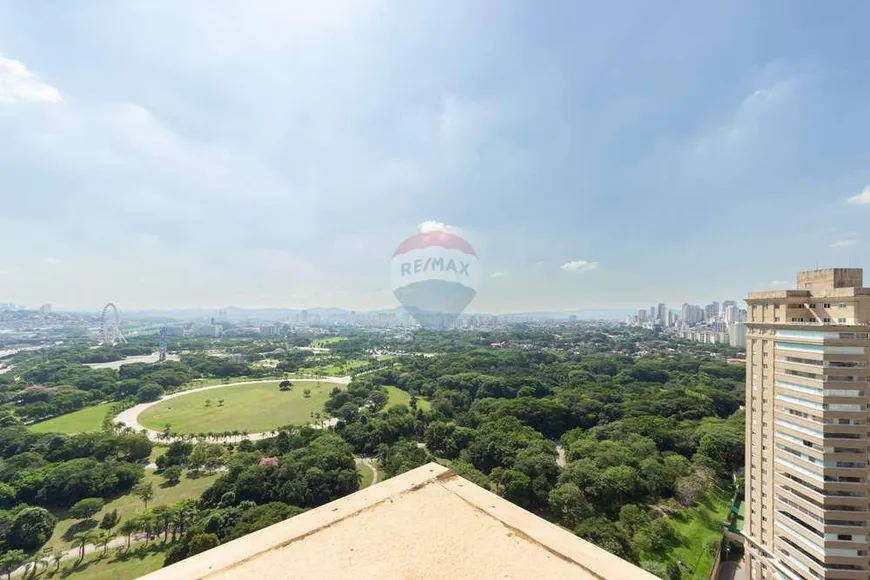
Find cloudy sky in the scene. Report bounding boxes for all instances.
[2,1,870,312]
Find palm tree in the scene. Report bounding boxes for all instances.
[98,531,113,557]
[51,549,64,572]
[119,517,139,550]
[73,530,99,563]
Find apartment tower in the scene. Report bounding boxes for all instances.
[745,269,869,579]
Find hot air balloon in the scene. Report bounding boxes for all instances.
[391,231,479,329]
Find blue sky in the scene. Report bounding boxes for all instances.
[2,1,870,312]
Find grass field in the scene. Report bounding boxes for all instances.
[359,463,374,488]
[667,487,731,579]
[309,336,348,347]
[47,468,219,552]
[40,543,169,580]
[384,386,431,411]
[139,381,338,434]
[297,359,370,377]
[28,403,114,435]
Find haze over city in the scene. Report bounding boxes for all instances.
[3,1,870,313]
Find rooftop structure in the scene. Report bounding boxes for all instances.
[144,463,655,580]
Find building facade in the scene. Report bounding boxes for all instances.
[744,269,870,580]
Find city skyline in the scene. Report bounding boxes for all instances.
[3,2,870,310]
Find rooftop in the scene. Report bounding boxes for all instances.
[142,462,655,580]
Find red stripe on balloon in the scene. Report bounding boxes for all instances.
[392,232,477,257]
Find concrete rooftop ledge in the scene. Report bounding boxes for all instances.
[141,462,656,580]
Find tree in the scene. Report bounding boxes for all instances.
[0,550,26,580]
[119,517,140,549]
[162,465,183,485]
[70,497,104,521]
[72,529,99,563]
[187,532,220,555]
[0,483,14,508]
[97,530,113,556]
[8,507,57,551]
[303,388,311,398]
[136,383,164,403]
[134,481,155,509]
[51,549,64,572]
[99,509,120,530]
[278,380,293,391]
[548,483,590,529]
[205,399,212,408]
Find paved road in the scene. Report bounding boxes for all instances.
[114,377,350,443]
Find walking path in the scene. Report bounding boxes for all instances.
[12,533,147,578]
[356,457,379,487]
[114,377,351,444]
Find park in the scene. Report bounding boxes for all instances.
[137,380,336,435]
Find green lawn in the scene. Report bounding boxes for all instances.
[384,386,431,411]
[38,543,169,580]
[47,469,219,552]
[667,487,731,580]
[297,359,370,377]
[28,403,114,435]
[309,336,347,347]
[359,463,374,488]
[139,381,338,434]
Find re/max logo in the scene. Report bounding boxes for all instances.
[401,258,470,276]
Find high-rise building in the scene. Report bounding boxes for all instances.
[39,303,51,314]
[727,321,746,348]
[637,308,648,323]
[744,269,870,580]
[656,303,667,326]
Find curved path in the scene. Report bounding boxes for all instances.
[114,377,351,444]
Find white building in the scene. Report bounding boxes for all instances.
[727,321,745,348]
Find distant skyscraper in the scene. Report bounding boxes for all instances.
[39,304,51,314]
[704,303,717,321]
[636,309,648,323]
[656,303,667,326]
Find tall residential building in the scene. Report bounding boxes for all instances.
[745,269,870,580]
[637,308,648,323]
[657,302,667,326]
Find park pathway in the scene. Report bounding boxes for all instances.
[114,376,351,444]
[356,457,379,487]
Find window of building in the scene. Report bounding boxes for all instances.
[823,303,832,308]
[809,303,817,308]
[839,318,847,323]
[838,534,853,541]
[823,317,831,323]
[774,317,780,322]
[839,302,847,308]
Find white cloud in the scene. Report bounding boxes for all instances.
[831,238,857,248]
[769,280,789,289]
[418,221,456,233]
[846,186,870,205]
[490,272,506,278]
[561,260,599,273]
[535,260,544,266]
[0,54,62,104]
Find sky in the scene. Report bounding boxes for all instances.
[2,1,870,313]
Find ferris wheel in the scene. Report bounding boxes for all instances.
[100,303,127,346]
